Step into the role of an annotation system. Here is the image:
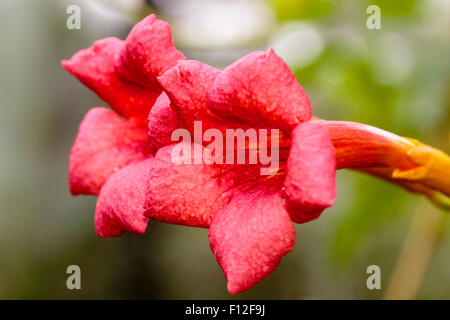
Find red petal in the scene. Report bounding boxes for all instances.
[144,143,232,228]
[284,121,336,223]
[69,108,151,196]
[209,181,295,294]
[61,37,159,119]
[95,158,153,237]
[208,49,312,133]
[147,92,179,153]
[116,14,185,88]
[144,139,272,228]
[157,60,221,132]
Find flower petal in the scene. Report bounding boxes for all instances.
[69,108,151,196]
[157,60,221,132]
[284,121,336,223]
[147,92,179,153]
[209,180,295,294]
[393,144,450,197]
[116,14,185,88]
[95,158,153,237]
[144,143,232,228]
[62,37,159,119]
[208,49,311,133]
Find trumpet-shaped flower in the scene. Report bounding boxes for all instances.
[63,14,450,294]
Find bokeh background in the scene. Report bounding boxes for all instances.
[0,0,449,299]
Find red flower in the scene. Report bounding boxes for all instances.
[64,15,450,295]
[62,15,184,236]
[144,52,337,294]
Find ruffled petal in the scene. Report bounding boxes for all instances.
[116,14,185,88]
[144,143,233,228]
[284,121,336,223]
[69,108,151,196]
[62,37,159,119]
[157,60,221,132]
[95,158,153,237]
[209,180,295,294]
[147,92,179,152]
[208,49,312,133]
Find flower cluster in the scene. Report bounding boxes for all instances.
[63,15,450,294]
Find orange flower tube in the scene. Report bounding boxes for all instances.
[318,120,450,209]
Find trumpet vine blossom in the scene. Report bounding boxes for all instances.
[63,14,450,294]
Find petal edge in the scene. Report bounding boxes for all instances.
[69,108,151,195]
[284,121,336,223]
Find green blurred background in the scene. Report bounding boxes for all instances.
[0,0,449,299]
